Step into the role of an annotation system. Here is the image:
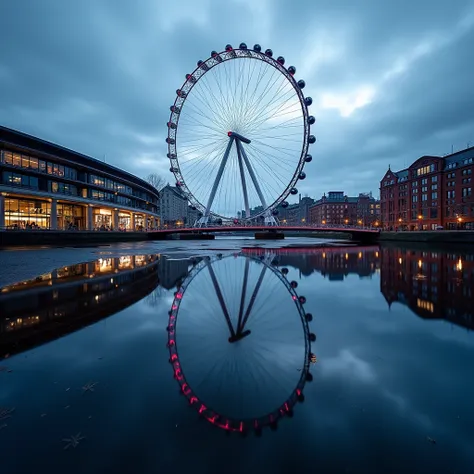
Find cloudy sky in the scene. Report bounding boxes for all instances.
[1,0,474,202]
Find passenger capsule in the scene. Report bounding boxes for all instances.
[167,122,177,129]
[305,97,313,106]
[239,42,247,49]
[290,188,298,195]
[165,137,175,145]
[297,79,305,89]
[170,105,180,113]
[304,154,312,163]
[169,167,178,173]
[308,115,316,125]
[197,60,203,66]
[281,267,289,275]
[225,44,233,51]
[290,281,298,288]
[191,206,197,210]
[167,153,176,159]
[299,296,306,304]
[211,50,218,57]
[287,66,296,75]
[277,56,285,65]
[305,313,313,322]
[272,209,279,216]
[175,181,182,187]
[253,44,262,52]
[309,333,316,342]
[308,135,316,144]
[281,201,289,208]
[265,48,273,57]
[299,172,306,180]
[306,373,313,382]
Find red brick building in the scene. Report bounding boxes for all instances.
[380,146,474,230]
[309,191,380,226]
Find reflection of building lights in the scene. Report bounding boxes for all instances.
[417,298,434,313]
[95,295,99,301]
[398,257,402,264]
[375,251,379,258]
[418,259,422,269]
[110,278,114,283]
[322,252,326,259]
[456,258,463,272]
[358,252,362,259]
[345,253,349,260]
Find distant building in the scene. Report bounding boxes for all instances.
[380,146,474,230]
[309,191,379,226]
[159,184,188,225]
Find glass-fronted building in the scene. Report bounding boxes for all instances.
[0,126,160,231]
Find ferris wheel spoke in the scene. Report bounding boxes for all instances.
[242,68,285,127]
[200,74,233,127]
[248,92,301,132]
[183,96,229,132]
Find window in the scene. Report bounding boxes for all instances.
[412,195,418,202]
[432,192,438,199]
[417,164,436,176]
[2,171,39,189]
[432,175,438,182]
[462,188,472,198]
[422,194,428,201]
[432,184,438,190]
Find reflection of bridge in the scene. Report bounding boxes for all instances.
[148,225,380,243]
[0,255,161,356]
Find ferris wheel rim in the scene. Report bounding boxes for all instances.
[166,46,311,221]
[167,253,313,433]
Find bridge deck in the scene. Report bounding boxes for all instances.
[148,225,380,235]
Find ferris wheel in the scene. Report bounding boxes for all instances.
[166,43,315,226]
[167,254,317,435]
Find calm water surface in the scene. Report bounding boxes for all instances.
[0,244,473,474]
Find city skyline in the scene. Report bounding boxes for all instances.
[1,1,474,201]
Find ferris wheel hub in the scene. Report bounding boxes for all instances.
[228,131,251,144]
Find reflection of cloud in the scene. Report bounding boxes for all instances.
[320,349,375,382]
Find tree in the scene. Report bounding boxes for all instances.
[145,173,166,191]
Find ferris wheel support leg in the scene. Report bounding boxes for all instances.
[199,137,235,228]
[237,257,250,335]
[240,264,267,332]
[235,140,251,219]
[238,141,267,210]
[205,259,236,340]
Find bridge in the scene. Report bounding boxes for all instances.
[148,225,380,243]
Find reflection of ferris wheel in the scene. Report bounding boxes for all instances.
[166,43,316,226]
[167,254,317,435]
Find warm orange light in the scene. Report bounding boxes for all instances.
[398,257,402,264]
[418,259,422,269]
[418,215,423,220]
[322,220,326,225]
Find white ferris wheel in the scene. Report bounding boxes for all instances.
[166,43,316,226]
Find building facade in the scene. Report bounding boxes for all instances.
[309,191,380,226]
[159,184,189,225]
[380,146,474,230]
[0,126,160,231]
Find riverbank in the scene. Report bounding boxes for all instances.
[0,230,146,247]
[379,230,474,244]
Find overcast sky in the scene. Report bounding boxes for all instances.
[1,0,474,202]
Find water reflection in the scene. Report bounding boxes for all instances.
[0,245,473,473]
[380,247,474,330]
[167,254,316,435]
[0,255,161,356]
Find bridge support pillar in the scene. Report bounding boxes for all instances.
[254,232,285,240]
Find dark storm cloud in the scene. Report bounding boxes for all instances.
[1,0,474,198]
